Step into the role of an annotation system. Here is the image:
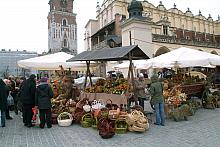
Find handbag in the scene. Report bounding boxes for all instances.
[7,92,14,106]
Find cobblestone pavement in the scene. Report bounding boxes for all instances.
[1,107,220,147]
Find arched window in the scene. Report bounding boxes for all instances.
[62,19,67,26]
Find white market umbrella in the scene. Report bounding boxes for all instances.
[17,52,97,70]
[144,47,220,69]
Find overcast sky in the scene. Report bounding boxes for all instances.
[0,0,219,54]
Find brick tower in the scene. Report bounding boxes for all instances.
[48,0,77,55]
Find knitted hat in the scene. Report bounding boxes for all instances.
[30,74,36,80]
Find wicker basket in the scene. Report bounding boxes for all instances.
[217,101,220,108]
[57,112,73,127]
[92,117,98,129]
[80,113,93,128]
[108,110,119,120]
[128,125,146,132]
[115,119,127,134]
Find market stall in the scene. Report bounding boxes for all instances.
[47,45,151,138]
[67,45,149,107]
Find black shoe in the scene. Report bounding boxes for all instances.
[154,122,160,125]
[47,125,52,128]
[40,124,45,129]
[6,116,13,120]
[24,123,28,126]
[27,124,33,128]
[1,125,5,127]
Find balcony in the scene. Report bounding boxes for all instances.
[91,40,109,50]
[152,34,220,49]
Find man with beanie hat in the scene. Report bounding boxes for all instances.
[150,74,165,126]
[20,74,36,127]
[35,77,53,128]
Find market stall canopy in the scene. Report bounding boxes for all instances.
[143,47,220,69]
[66,45,149,62]
[17,52,97,70]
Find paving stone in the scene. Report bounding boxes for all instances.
[1,108,220,147]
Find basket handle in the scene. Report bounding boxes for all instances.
[58,112,73,121]
[131,110,144,117]
[81,113,92,122]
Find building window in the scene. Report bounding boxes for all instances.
[64,39,67,47]
[186,36,190,40]
[163,25,168,35]
[53,28,55,38]
[62,19,67,26]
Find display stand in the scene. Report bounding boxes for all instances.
[80,92,128,106]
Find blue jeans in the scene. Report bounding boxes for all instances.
[154,102,165,125]
[1,110,6,127]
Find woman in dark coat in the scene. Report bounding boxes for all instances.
[35,77,53,128]
[0,79,9,127]
[20,74,36,127]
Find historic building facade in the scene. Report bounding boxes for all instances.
[84,0,220,58]
[48,0,77,55]
[0,49,37,78]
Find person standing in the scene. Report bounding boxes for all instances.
[0,79,9,127]
[9,76,19,115]
[3,79,13,119]
[20,74,36,127]
[35,77,53,128]
[150,74,165,126]
[134,73,147,110]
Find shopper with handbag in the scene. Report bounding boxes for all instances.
[35,77,53,129]
[0,79,9,127]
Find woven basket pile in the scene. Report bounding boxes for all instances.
[126,110,149,132]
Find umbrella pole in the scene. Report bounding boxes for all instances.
[128,52,136,102]
[87,61,93,87]
[84,61,89,90]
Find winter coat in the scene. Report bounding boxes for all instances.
[20,78,36,105]
[150,74,164,104]
[134,78,147,98]
[0,79,9,110]
[35,83,53,109]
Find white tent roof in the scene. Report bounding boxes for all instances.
[17,52,97,70]
[144,47,220,69]
[113,60,147,69]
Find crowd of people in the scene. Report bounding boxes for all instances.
[0,75,54,128]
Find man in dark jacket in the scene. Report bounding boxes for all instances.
[35,77,53,128]
[20,74,36,127]
[0,79,9,127]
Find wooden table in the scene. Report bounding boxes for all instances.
[79,92,128,106]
